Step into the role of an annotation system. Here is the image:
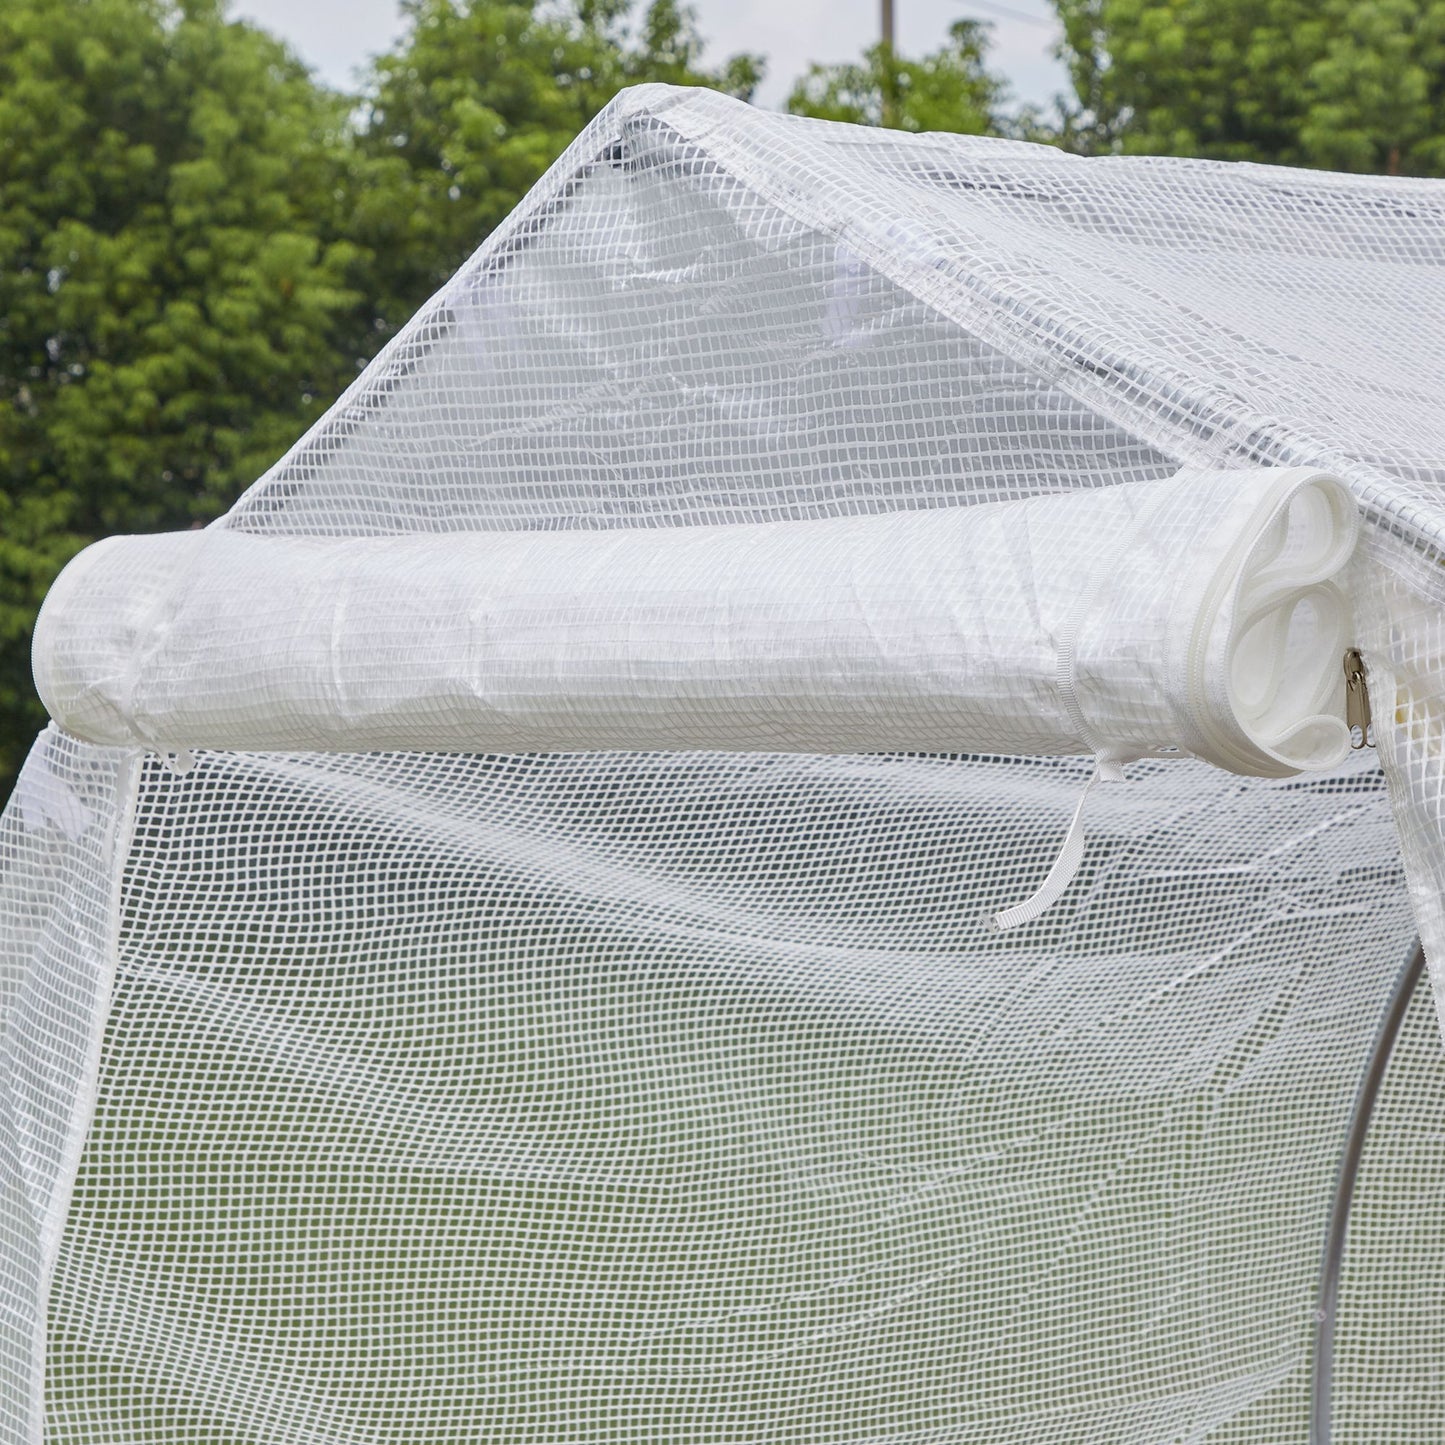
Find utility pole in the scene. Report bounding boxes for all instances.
[880,0,898,128]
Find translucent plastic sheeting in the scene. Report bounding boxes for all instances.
[35,467,1356,778]
[1332,952,1445,1442]
[209,77,1445,1041]
[228,86,1445,548]
[1355,526,1445,1034]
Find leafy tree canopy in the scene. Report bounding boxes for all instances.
[1055,0,1445,173]
[0,0,379,782]
[785,20,1005,136]
[358,0,763,305]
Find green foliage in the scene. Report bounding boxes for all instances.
[1302,0,1445,173]
[0,0,380,784]
[785,20,1005,135]
[1055,0,1445,173]
[358,0,763,305]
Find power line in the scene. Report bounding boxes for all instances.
[958,0,1058,29]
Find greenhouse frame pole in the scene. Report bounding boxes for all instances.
[1310,938,1426,1443]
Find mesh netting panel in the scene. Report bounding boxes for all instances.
[210,79,1445,1043]
[229,90,1445,544]
[0,733,135,1445]
[224,109,1179,535]
[1355,527,1445,1032]
[42,747,1417,1442]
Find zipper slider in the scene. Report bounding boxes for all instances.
[1344,648,1374,750]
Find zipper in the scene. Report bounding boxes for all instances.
[1343,648,1374,749]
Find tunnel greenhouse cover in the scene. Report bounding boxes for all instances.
[7,83,1445,1443]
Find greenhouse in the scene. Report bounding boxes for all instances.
[6,84,1445,1442]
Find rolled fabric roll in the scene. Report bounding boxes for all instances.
[33,466,1358,776]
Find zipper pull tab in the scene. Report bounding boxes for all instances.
[1344,648,1374,750]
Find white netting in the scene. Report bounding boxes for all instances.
[229,88,1445,543]
[0,733,135,1445]
[41,750,1419,1443]
[5,83,1445,1441]
[1332,949,1445,1442]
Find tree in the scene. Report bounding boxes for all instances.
[785,20,1006,136]
[358,0,763,311]
[1300,0,1445,173]
[1054,0,1445,173]
[0,0,381,786]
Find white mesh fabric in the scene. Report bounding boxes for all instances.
[5,83,1445,1443]
[0,732,137,1445]
[42,749,1417,1444]
[1332,955,1445,1442]
[1353,528,1445,1032]
[229,87,1445,544]
[219,79,1445,1015]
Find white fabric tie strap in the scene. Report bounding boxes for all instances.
[990,758,1127,932]
[988,466,1357,930]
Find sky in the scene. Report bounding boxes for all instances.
[229,0,1070,113]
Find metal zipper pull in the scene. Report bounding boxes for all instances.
[1344,648,1374,749]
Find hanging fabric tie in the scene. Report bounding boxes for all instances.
[990,473,1177,931]
[990,757,1128,931]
